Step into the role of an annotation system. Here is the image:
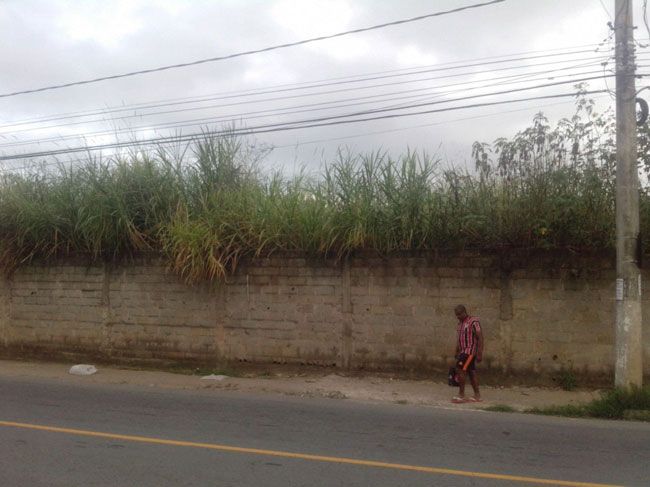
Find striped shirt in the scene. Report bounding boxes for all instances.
[457,316,481,356]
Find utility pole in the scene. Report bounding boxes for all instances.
[614,0,643,388]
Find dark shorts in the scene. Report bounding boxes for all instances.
[457,353,476,372]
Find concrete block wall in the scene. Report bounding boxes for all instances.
[0,252,647,377]
[347,256,501,370]
[107,265,218,360]
[7,265,105,354]
[221,257,345,365]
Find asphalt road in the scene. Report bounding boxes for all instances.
[0,376,648,487]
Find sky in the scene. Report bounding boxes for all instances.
[0,0,643,175]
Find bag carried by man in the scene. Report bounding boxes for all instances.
[448,367,459,386]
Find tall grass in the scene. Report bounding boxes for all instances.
[0,115,642,282]
[0,153,183,272]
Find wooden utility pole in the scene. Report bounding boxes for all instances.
[614,0,643,388]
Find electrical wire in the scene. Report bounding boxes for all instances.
[0,43,612,129]
[0,62,622,150]
[0,93,614,174]
[0,53,619,138]
[0,88,614,162]
[272,94,613,150]
[0,50,613,134]
[1,95,604,173]
[599,0,613,20]
[4,36,635,132]
[0,56,615,142]
[0,0,506,99]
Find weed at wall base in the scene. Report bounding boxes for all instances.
[526,386,650,420]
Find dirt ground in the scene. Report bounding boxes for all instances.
[0,359,602,411]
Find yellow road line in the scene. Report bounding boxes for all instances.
[0,420,621,487]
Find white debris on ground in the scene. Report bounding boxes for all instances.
[68,364,98,376]
[0,360,600,410]
[201,374,228,381]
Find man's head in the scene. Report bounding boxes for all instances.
[454,304,468,321]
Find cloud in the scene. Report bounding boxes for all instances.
[55,0,144,50]
[269,0,372,61]
[395,45,437,67]
[270,0,356,37]
[0,0,617,172]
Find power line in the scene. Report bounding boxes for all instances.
[0,50,612,133]
[123,79,619,136]
[272,94,613,150]
[0,70,620,156]
[0,53,618,139]
[0,57,614,143]
[2,94,611,174]
[0,0,506,99]
[599,0,613,20]
[3,37,628,130]
[0,88,613,162]
[0,44,602,128]
[0,63,620,150]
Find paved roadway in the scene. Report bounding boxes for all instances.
[0,376,648,486]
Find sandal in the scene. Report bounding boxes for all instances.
[467,397,483,403]
[451,396,468,403]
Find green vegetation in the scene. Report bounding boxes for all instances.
[2,93,650,282]
[483,404,517,413]
[555,368,578,391]
[526,386,650,420]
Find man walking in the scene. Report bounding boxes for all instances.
[452,304,483,403]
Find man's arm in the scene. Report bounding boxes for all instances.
[475,326,484,362]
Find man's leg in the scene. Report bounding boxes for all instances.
[469,370,480,400]
[457,369,466,398]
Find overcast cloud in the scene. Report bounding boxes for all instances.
[0,0,638,174]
